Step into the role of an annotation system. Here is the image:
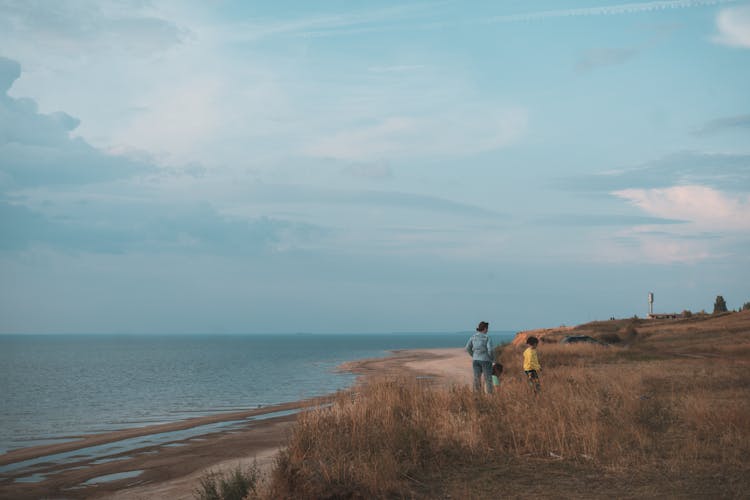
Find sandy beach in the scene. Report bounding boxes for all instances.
[0,347,471,499]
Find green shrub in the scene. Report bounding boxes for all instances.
[194,464,259,500]
[714,295,728,314]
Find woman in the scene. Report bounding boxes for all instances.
[465,321,494,393]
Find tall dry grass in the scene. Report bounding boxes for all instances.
[266,339,750,498]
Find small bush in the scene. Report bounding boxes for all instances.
[621,324,638,342]
[596,332,621,344]
[682,310,693,318]
[714,296,728,314]
[194,464,259,500]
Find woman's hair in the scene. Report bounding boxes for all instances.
[476,321,489,332]
[526,336,539,346]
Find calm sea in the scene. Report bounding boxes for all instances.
[0,332,514,454]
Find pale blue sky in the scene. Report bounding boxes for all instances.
[1,0,748,333]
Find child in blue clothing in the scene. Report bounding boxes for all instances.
[491,362,503,390]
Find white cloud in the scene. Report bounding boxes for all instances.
[713,4,750,48]
[613,185,750,231]
[605,185,750,263]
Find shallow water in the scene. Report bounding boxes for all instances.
[0,332,514,454]
[83,470,143,485]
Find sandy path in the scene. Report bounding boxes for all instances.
[0,348,474,499]
[340,348,472,387]
[403,348,473,386]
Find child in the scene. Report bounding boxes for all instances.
[523,336,541,394]
[491,362,503,389]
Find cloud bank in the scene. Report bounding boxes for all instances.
[0,56,151,187]
[0,57,326,256]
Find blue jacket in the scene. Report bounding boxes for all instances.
[465,333,494,362]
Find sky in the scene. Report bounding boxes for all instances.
[0,0,749,334]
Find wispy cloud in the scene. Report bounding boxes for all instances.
[536,213,686,226]
[341,162,393,180]
[575,47,640,72]
[559,151,750,192]
[600,232,717,263]
[213,0,738,42]
[217,3,439,42]
[692,113,750,135]
[367,65,426,74]
[612,184,750,231]
[0,199,319,255]
[484,0,738,24]
[305,107,528,162]
[0,0,187,56]
[713,4,750,48]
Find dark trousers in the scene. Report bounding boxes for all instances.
[473,360,493,393]
[525,369,541,393]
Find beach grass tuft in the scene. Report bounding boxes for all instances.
[194,463,260,500]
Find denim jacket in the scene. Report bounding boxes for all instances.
[465,333,493,362]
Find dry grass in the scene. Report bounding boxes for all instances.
[263,311,750,499]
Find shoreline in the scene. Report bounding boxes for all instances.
[0,347,469,499]
[0,399,323,467]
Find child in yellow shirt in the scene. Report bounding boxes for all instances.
[523,336,541,394]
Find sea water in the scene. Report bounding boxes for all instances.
[0,332,514,454]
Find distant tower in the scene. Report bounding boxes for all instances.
[648,292,654,317]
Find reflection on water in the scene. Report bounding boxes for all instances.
[0,406,304,481]
[83,470,143,485]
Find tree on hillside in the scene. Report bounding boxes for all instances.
[713,295,728,314]
[743,302,750,311]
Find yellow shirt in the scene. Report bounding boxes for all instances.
[523,347,541,371]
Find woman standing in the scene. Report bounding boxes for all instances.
[465,321,494,393]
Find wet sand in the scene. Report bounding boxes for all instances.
[0,348,470,499]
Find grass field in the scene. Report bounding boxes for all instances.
[238,311,750,499]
